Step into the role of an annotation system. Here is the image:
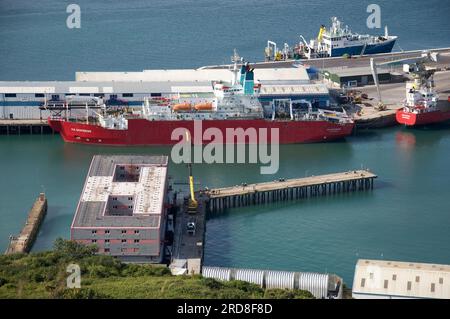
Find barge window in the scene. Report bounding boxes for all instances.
[5,93,16,98]
[122,93,133,97]
[150,93,162,97]
[35,93,45,98]
[360,278,366,287]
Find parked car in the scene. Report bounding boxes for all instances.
[186,221,196,235]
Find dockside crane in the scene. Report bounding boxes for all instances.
[370,50,441,111]
[185,130,198,213]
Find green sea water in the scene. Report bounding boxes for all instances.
[1,0,450,286]
[1,125,449,285]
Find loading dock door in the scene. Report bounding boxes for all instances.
[361,76,368,85]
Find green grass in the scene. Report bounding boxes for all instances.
[0,239,314,299]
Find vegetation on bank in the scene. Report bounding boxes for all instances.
[0,239,314,299]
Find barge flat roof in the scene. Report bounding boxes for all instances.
[72,155,168,229]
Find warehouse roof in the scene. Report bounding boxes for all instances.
[352,259,450,299]
[75,67,310,83]
[72,155,168,229]
[323,66,390,77]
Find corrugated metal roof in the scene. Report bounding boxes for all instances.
[201,266,339,299]
[265,270,295,290]
[235,268,265,287]
[324,66,390,77]
[75,67,310,83]
[352,259,450,299]
[298,272,329,299]
[202,267,231,281]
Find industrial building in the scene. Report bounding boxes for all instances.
[352,259,450,299]
[321,66,391,88]
[0,66,331,119]
[202,266,343,299]
[71,155,169,263]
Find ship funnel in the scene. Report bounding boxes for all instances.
[239,63,247,84]
[243,67,255,95]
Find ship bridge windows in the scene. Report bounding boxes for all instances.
[35,93,45,98]
[4,93,16,98]
[79,93,91,96]
[122,93,134,98]
[150,93,162,97]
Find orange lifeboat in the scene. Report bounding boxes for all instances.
[194,102,213,111]
[173,102,192,112]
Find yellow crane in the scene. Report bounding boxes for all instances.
[187,163,198,213]
[185,130,198,213]
[317,25,326,42]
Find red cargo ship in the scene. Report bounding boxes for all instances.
[48,64,354,145]
[48,117,354,145]
[396,51,450,126]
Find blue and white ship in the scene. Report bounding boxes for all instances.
[299,17,397,59]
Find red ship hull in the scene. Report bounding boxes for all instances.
[48,118,355,145]
[396,109,450,126]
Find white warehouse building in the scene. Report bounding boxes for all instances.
[352,259,450,299]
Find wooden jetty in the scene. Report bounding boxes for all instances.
[206,170,377,212]
[0,120,53,135]
[5,193,47,254]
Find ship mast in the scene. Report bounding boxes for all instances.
[231,49,242,86]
